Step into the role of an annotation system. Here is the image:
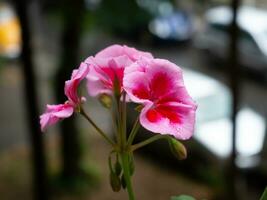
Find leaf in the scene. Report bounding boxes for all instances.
[260,187,267,200]
[170,195,196,200]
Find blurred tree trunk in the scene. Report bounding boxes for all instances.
[226,0,241,199]
[14,0,48,199]
[55,0,85,180]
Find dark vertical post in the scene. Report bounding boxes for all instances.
[14,0,48,200]
[227,0,241,199]
[55,0,85,180]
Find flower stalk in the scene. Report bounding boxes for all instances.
[120,151,135,200]
[131,134,166,152]
[127,117,140,146]
[115,91,136,199]
[80,108,115,146]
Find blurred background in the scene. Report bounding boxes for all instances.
[0,0,267,199]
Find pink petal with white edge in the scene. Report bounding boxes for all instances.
[86,55,131,97]
[124,58,185,102]
[64,62,89,105]
[86,75,113,96]
[139,101,196,140]
[40,104,74,132]
[123,67,151,103]
[124,58,197,139]
[95,44,153,61]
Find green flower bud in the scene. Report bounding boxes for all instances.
[121,174,126,189]
[171,195,196,200]
[115,160,122,176]
[109,172,121,192]
[99,94,112,108]
[168,138,187,160]
[135,104,144,112]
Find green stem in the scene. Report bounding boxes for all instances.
[110,108,118,142]
[114,95,122,147]
[127,117,140,146]
[120,152,135,200]
[80,108,115,146]
[121,92,127,144]
[131,135,166,152]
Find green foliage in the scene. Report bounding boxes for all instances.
[93,0,152,37]
[171,195,196,200]
[260,187,267,200]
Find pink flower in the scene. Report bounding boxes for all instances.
[85,45,153,97]
[123,58,197,140]
[65,62,90,105]
[95,44,153,62]
[40,62,89,131]
[40,104,74,132]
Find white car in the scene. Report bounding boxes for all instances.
[195,6,267,78]
[184,70,266,168]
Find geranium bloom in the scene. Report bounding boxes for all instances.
[85,45,153,97]
[123,58,197,140]
[40,62,89,131]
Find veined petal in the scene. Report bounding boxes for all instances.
[85,45,154,97]
[139,101,196,140]
[139,103,170,136]
[95,44,153,61]
[123,69,150,103]
[124,58,186,102]
[64,62,89,105]
[125,58,197,140]
[40,103,74,132]
[86,75,113,96]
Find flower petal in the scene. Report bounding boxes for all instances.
[86,75,113,96]
[139,101,196,140]
[123,63,151,103]
[40,104,74,132]
[124,58,197,139]
[95,44,153,61]
[124,58,186,102]
[64,62,89,105]
[85,45,154,97]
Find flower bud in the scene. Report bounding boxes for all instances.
[115,160,122,176]
[168,138,187,160]
[121,174,126,189]
[135,105,144,112]
[109,172,121,192]
[171,195,196,200]
[99,94,112,108]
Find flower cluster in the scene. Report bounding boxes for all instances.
[40,44,197,140]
